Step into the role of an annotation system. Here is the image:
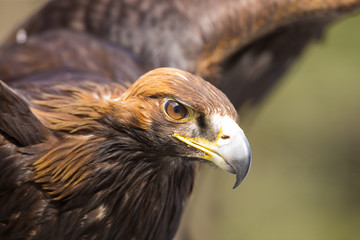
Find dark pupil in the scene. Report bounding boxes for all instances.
[173,104,181,113]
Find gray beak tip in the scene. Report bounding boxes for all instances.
[232,166,250,189]
[232,158,251,189]
[230,134,252,189]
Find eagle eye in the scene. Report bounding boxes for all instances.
[164,100,190,121]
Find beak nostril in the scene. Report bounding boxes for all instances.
[221,135,230,140]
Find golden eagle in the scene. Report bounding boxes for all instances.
[0,0,359,239]
[0,65,251,239]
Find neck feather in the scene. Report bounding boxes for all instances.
[32,131,196,239]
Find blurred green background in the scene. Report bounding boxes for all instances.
[1,1,360,239]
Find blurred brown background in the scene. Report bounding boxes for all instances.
[1,1,360,239]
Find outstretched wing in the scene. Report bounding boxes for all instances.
[0,30,142,89]
[6,0,360,108]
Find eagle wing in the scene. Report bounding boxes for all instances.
[5,0,360,108]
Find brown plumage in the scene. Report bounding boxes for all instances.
[0,68,250,239]
[0,0,359,239]
[5,0,360,108]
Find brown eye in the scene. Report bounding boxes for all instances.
[164,100,190,120]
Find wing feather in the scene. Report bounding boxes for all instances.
[0,81,50,147]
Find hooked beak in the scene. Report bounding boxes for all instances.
[174,116,251,188]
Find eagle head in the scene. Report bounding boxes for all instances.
[107,68,252,187]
